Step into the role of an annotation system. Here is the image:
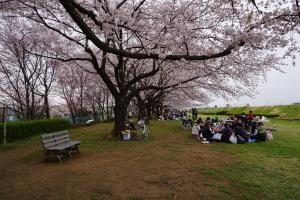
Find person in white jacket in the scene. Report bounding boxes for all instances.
[192,121,201,141]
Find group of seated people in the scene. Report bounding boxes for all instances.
[192,112,272,144]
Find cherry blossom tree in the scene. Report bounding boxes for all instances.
[84,72,114,122]
[57,64,88,123]
[0,0,299,138]
[56,63,114,123]
[0,21,58,119]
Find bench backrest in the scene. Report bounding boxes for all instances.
[40,130,70,149]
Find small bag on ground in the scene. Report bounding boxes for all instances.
[229,134,237,144]
[266,129,273,140]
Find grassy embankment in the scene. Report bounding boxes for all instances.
[199,104,300,120]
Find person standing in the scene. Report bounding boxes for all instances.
[248,110,254,121]
[194,108,198,122]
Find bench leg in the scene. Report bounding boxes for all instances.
[67,150,72,159]
[57,151,71,162]
[75,145,80,153]
[70,145,80,154]
[56,152,63,163]
[45,150,72,162]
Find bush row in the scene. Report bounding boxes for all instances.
[0,118,71,143]
[202,110,279,118]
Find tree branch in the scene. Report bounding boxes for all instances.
[59,0,246,61]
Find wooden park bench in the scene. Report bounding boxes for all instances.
[40,130,81,162]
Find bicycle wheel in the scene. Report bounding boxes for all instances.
[144,125,149,140]
[137,125,148,141]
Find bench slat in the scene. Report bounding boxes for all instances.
[43,142,56,148]
[41,134,70,144]
[40,130,69,139]
[43,138,70,148]
[55,138,70,145]
[47,141,81,150]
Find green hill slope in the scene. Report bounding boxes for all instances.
[200,104,300,120]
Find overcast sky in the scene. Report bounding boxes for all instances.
[208,56,300,107]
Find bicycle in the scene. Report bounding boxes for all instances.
[136,117,150,141]
[181,118,192,129]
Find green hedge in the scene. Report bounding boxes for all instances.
[202,110,279,118]
[0,118,71,143]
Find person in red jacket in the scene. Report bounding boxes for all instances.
[248,110,254,121]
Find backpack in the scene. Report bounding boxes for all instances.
[237,135,246,144]
[229,134,237,144]
[254,126,266,142]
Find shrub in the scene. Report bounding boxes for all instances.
[0,118,71,143]
[217,110,229,115]
[102,118,115,123]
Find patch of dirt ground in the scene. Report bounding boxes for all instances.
[0,129,233,200]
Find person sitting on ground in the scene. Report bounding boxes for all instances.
[221,123,232,143]
[249,121,258,139]
[192,121,201,141]
[182,115,192,128]
[205,117,212,124]
[211,121,224,142]
[256,122,267,142]
[212,117,219,124]
[216,120,225,132]
[197,117,204,129]
[158,115,164,121]
[232,115,237,120]
[237,118,244,126]
[240,113,247,123]
[212,122,219,133]
[244,124,251,134]
[198,117,204,124]
[234,123,249,144]
[126,115,135,130]
[232,118,243,130]
[202,123,214,142]
[228,114,234,120]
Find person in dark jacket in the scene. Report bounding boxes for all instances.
[202,123,214,142]
[235,124,249,144]
[221,123,232,143]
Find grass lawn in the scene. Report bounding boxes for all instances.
[0,117,299,199]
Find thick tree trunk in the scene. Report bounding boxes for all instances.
[136,97,145,120]
[146,106,152,119]
[110,105,114,119]
[101,109,105,121]
[92,107,98,121]
[70,110,76,124]
[80,91,83,123]
[137,104,145,120]
[112,98,128,139]
[106,92,110,119]
[44,95,50,118]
